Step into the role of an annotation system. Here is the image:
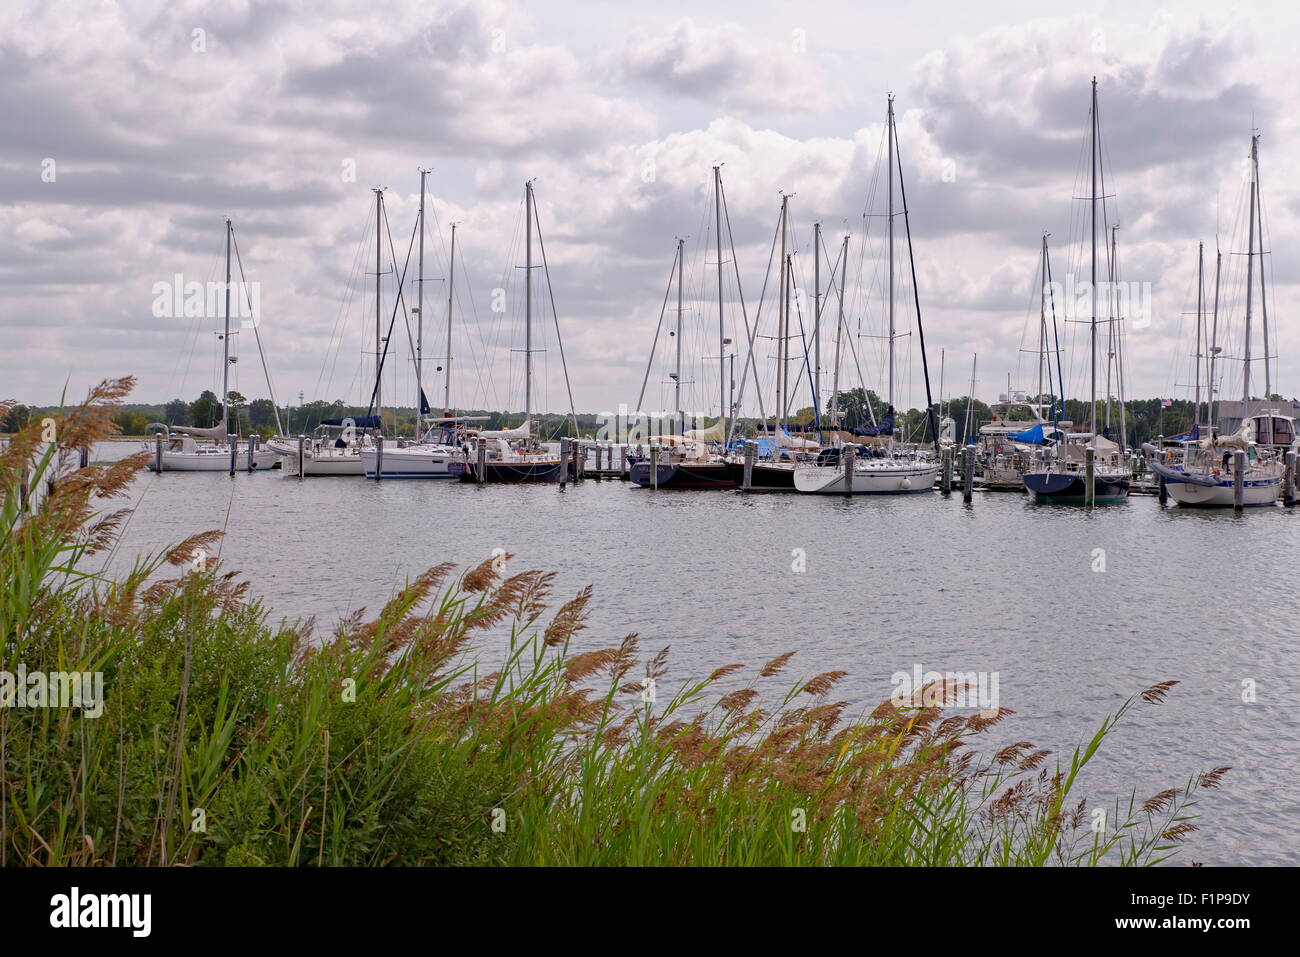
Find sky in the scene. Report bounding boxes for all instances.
[2,0,1297,420]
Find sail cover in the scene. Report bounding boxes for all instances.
[851,408,894,437]
[322,415,381,429]
[1008,423,1046,444]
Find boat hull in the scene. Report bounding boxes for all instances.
[1023,470,1129,503]
[146,448,279,472]
[793,463,939,495]
[1165,475,1280,507]
[359,447,465,479]
[459,460,561,483]
[725,461,799,490]
[628,461,734,488]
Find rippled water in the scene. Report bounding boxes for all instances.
[94,442,1300,865]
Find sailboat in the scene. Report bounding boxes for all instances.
[460,180,570,483]
[146,218,279,471]
[977,237,1073,488]
[1147,135,1286,507]
[1022,79,1130,504]
[362,171,474,478]
[794,95,940,495]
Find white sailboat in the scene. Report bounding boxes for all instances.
[361,171,469,479]
[794,95,940,495]
[146,218,279,472]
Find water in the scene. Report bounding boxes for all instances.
[95,442,1300,865]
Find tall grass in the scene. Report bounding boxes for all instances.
[0,380,1228,866]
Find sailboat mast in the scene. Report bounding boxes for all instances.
[1089,78,1098,442]
[374,187,383,419]
[445,222,456,417]
[1039,235,1047,412]
[1209,246,1222,427]
[964,353,976,443]
[222,217,231,434]
[887,94,896,411]
[1243,133,1257,402]
[830,233,847,427]
[714,165,725,436]
[674,237,684,431]
[1255,136,1270,399]
[1195,242,1204,423]
[813,221,822,420]
[416,168,427,438]
[777,194,789,443]
[525,180,533,431]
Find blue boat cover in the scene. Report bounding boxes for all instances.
[1008,423,1045,444]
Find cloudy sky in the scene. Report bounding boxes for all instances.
[3,0,1296,420]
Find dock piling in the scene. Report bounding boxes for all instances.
[375,434,384,480]
[843,445,855,496]
[941,445,952,494]
[1233,450,1244,510]
[297,435,305,478]
[1084,447,1095,508]
[1286,451,1297,506]
[154,433,163,473]
[962,445,974,503]
[743,441,755,491]
[559,438,570,487]
[476,437,486,484]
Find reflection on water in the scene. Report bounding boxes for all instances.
[95,442,1300,864]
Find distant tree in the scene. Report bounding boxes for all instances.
[164,398,190,426]
[189,390,220,429]
[3,404,31,433]
[112,410,151,436]
[828,387,885,430]
[249,398,277,429]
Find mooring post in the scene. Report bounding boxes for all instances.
[650,444,659,489]
[297,434,305,478]
[941,445,952,494]
[1286,450,1297,506]
[843,444,856,496]
[620,445,627,478]
[1158,471,1167,505]
[228,434,237,475]
[743,440,755,491]
[154,433,163,473]
[1233,450,1245,510]
[19,466,30,511]
[962,445,974,503]
[559,438,570,488]
[78,445,89,470]
[572,438,581,480]
[375,434,384,480]
[246,434,256,472]
[1084,446,1095,508]
[476,437,486,484]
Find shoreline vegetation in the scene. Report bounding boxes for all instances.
[1,379,1229,866]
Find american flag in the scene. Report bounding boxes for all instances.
[1160,398,1172,408]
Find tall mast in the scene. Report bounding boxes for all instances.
[524,180,533,431]
[1256,135,1270,399]
[830,233,847,427]
[1243,133,1258,402]
[373,187,384,418]
[1038,234,1047,412]
[777,193,789,443]
[1209,246,1222,427]
[714,165,725,435]
[416,168,428,438]
[963,354,976,443]
[813,221,822,422]
[222,217,231,434]
[445,222,456,417]
[887,94,896,411]
[1089,78,1098,443]
[674,236,685,431]
[1195,242,1204,423]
